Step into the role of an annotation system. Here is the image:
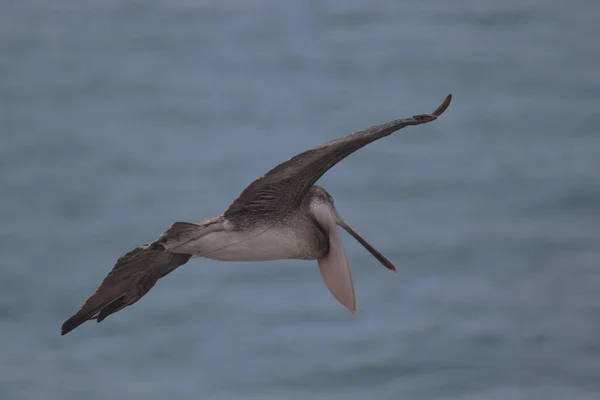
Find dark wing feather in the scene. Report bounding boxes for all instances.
[61,219,225,335]
[224,94,451,216]
[61,245,191,335]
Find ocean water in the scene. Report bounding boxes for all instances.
[1,1,599,399]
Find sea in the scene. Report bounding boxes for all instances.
[1,1,599,399]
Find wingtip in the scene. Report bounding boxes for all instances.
[432,94,452,117]
[409,94,452,124]
[61,309,96,336]
[61,320,76,336]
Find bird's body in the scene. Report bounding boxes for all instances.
[61,94,452,335]
[176,192,329,261]
[185,219,324,261]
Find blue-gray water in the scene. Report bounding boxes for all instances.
[1,1,599,399]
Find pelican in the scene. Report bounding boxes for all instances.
[61,94,452,335]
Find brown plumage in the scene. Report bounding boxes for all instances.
[61,94,452,335]
[62,246,191,334]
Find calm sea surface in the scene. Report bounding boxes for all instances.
[1,1,599,399]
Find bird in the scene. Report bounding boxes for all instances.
[61,94,452,335]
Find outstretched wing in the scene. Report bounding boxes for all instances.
[224,94,451,217]
[61,220,225,335]
[61,245,191,335]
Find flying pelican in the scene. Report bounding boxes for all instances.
[61,94,452,335]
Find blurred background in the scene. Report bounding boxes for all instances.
[1,1,599,399]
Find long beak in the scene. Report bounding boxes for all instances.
[333,211,397,273]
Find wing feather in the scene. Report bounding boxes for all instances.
[61,246,190,335]
[61,218,225,335]
[224,94,451,216]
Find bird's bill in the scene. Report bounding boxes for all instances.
[333,211,397,273]
[312,203,356,313]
